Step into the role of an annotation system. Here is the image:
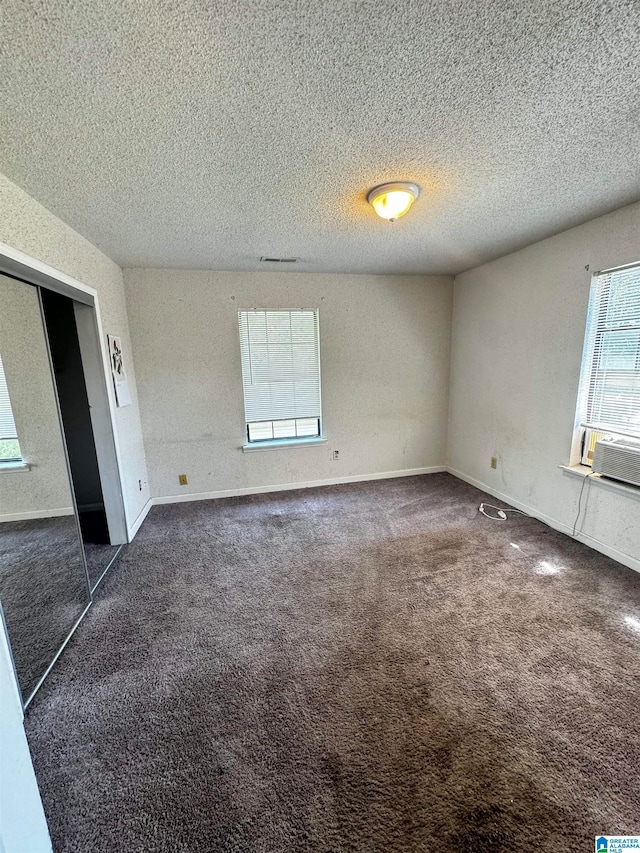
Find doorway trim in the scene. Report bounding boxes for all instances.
[0,240,130,543]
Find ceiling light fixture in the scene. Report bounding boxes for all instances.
[367,181,420,221]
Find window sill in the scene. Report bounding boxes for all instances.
[559,464,640,501]
[0,460,30,473]
[242,438,327,453]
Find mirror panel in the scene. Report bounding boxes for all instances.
[0,274,90,702]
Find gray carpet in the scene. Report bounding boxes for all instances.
[0,516,89,700]
[25,473,640,852]
[83,541,122,590]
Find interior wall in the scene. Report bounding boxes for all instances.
[0,275,72,519]
[124,270,453,499]
[0,623,51,853]
[448,201,640,571]
[0,173,150,534]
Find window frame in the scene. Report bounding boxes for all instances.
[246,417,322,444]
[573,260,640,467]
[238,309,324,448]
[0,353,23,465]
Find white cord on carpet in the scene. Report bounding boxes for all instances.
[478,502,529,521]
[571,472,594,537]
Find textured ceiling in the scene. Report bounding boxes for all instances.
[1,0,639,275]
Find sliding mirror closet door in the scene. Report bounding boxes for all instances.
[41,290,124,589]
[0,274,90,704]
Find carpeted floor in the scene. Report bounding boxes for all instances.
[25,473,640,852]
[83,541,122,590]
[0,515,89,700]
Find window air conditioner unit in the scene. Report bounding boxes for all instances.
[592,436,640,488]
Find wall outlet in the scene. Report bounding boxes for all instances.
[490,457,497,469]
[179,474,188,486]
[333,450,339,461]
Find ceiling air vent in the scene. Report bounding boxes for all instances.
[260,257,299,264]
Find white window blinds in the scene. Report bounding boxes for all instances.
[579,263,640,437]
[238,310,321,426]
[0,355,18,441]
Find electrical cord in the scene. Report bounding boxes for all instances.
[572,472,594,537]
[478,502,529,521]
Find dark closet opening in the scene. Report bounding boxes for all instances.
[41,290,109,544]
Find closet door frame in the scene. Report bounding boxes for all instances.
[0,242,128,548]
[0,242,130,708]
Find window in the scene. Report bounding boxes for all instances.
[238,310,322,444]
[0,354,22,462]
[576,262,640,465]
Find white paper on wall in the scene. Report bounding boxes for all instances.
[107,334,131,407]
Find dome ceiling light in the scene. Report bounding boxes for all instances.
[367,181,420,222]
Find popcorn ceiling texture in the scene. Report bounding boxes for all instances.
[1,0,639,274]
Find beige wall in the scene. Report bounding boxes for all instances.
[0,628,51,852]
[124,270,453,499]
[0,174,150,533]
[448,201,640,571]
[0,274,73,518]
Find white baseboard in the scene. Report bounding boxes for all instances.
[447,466,640,575]
[127,498,152,540]
[152,466,447,507]
[0,507,74,523]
